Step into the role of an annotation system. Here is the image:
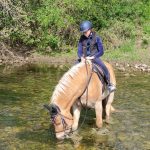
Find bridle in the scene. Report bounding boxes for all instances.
[49,104,73,135]
[46,60,93,137]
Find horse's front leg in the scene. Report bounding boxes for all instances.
[72,101,81,131]
[106,92,115,124]
[95,100,103,128]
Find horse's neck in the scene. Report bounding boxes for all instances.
[52,62,92,112]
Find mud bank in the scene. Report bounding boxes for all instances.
[28,54,150,73]
[0,54,150,73]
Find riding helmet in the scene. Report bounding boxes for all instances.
[80,21,93,32]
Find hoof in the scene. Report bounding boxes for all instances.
[105,117,114,125]
[97,128,110,135]
[91,127,110,135]
[69,132,82,142]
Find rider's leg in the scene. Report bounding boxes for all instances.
[93,58,116,92]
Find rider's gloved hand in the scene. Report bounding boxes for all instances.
[81,57,86,62]
[86,56,94,60]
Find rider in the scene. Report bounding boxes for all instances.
[77,20,116,92]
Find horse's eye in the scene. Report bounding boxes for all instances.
[51,108,57,115]
[52,110,57,114]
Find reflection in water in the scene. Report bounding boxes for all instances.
[0,66,150,150]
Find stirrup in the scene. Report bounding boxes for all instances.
[108,84,116,93]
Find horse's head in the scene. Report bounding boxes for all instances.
[44,104,73,140]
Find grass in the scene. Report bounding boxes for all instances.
[103,40,150,65]
[35,39,150,66]
[36,46,77,58]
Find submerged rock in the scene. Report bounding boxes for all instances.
[91,128,110,135]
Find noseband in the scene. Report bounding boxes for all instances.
[50,104,73,134]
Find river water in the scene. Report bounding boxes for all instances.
[0,66,150,150]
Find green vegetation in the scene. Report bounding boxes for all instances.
[0,0,150,63]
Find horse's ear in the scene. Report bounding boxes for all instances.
[43,104,58,115]
[43,104,51,112]
[50,104,58,115]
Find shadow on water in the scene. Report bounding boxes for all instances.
[0,66,150,150]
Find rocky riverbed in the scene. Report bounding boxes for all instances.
[114,62,150,73]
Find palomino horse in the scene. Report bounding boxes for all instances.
[44,60,116,139]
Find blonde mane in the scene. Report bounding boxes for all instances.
[51,61,91,103]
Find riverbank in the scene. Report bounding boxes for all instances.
[17,52,150,73]
[0,49,150,73]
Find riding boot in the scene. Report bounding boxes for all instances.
[104,73,116,93]
[107,82,116,93]
[93,58,116,93]
[102,67,116,93]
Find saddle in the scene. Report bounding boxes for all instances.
[75,60,107,85]
[92,63,107,86]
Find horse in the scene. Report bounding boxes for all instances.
[44,60,116,139]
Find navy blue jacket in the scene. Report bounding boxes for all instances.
[77,33,104,59]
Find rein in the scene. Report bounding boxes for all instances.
[77,59,93,129]
[49,60,93,136]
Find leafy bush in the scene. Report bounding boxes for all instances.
[0,0,149,54]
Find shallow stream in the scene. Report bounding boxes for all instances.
[0,66,150,150]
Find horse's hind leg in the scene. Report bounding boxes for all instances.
[72,101,81,131]
[105,92,115,124]
[95,100,103,128]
